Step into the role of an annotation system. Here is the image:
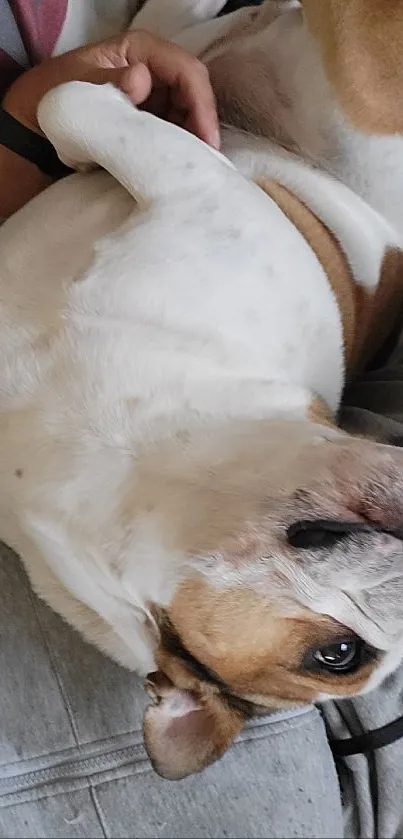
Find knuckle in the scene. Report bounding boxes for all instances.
[197,61,210,78]
[187,55,209,76]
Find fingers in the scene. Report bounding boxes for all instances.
[123,32,220,148]
[174,64,220,149]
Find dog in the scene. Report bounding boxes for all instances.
[2,0,403,780]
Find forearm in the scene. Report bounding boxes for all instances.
[0,52,107,221]
[0,58,80,220]
[0,142,52,220]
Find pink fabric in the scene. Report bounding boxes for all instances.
[10,0,68,63]
[10,0,68,64]
[0,0,68,95]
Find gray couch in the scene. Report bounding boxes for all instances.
[0,541,341,837]
[3,330,403,837]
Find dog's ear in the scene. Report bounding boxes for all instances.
[143,672,245,780]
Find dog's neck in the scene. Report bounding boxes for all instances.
[254,176,403,376]
[115,414,339,563]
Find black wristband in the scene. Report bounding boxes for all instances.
[0,105,73,178]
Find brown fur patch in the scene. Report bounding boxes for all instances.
[302,0,403,134]
[257,178,358,365]
[164,578,377,706]
[355,248,403,371]
[151,604,255,716]
[307,397,336,428]
[256,178,403,375]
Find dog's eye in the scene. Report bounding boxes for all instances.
[314,638,359,670]
[304,637,364,674]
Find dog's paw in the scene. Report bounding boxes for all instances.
[37,82,128,172]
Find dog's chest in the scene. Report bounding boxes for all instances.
[0,154,344,568]
[0,161,345,435]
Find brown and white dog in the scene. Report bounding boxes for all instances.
[2,0,403,780]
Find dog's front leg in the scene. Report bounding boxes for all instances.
[37,81,232,206]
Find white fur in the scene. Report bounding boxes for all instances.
[0,80,343,670]
[1,0,403,690]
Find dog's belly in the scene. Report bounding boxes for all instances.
[0,148,345,552]
[0,170,134,342]
[0,138,345,650]
[0,169,135,405]
[0,154,343,419]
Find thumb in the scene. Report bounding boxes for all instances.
[119,63,153,105]
[89,63,153,105]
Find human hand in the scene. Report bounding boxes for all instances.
[2,30,220,148]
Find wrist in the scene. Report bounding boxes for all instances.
[2,66,48,134]
[0,103,73,179]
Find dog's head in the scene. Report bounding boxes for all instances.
[140,420,403,779]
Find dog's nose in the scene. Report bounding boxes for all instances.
[287,518,403,550]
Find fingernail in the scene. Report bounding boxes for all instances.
[211,128,221,149]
